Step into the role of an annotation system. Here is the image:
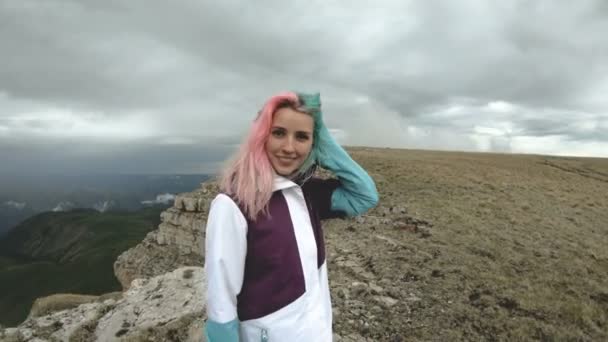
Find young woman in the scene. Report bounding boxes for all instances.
[204,91,378,341]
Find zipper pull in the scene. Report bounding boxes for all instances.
[261,328,269,342]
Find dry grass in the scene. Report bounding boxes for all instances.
[326,147,608,341]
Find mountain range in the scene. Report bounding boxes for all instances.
[0,173,210,236]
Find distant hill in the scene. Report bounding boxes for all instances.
[0,206,165,326]
[0,205,37,237]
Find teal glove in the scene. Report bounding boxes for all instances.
[298,92,379,216]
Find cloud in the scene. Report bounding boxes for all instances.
[4,200,26,210]
[52,201,75,212]
[141,193,175,205]
[1,107,159,141]
[93,200,115,213]
[1,0,608,174]
[0,139,234,175]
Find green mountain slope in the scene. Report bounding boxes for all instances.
[0,206,164,327]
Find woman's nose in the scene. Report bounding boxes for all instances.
[281,136,296,152]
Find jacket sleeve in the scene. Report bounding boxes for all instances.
[204,194,248,341]
[316,125,379,217]
[305,178,347,220]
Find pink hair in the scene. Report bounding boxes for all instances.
[219,91,301,220]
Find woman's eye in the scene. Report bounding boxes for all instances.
[272,130,285,137]
[296,134,310,141]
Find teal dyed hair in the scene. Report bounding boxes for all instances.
[292,91,326,179]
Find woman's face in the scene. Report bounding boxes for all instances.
[265,106,314,177]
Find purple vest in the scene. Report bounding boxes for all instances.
[232,178,343,321]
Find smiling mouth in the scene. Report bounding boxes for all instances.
[277,156,296,163]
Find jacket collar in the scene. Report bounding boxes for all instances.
[272,174,300,192]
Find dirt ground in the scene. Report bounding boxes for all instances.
[325,147,608,341]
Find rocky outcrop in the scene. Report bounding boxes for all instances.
[113,181,219,289]
[112,229,202,290]
[1,180,220,340]
[0,267,205,342]
[1,173,425,341]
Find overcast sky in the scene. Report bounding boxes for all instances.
[1,0,607,175]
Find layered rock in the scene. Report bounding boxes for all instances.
[113,181,219,289]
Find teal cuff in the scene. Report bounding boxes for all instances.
[205,318,240,342]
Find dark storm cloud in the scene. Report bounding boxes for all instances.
[0,137,234,175]
[1,0,607,172]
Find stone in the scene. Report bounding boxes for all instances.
[95,267,205,341]
[376,296,399,308]
[112,185,212,290]
[369,283,384,294]
[374,234,399,246]
[1,267,205,342]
